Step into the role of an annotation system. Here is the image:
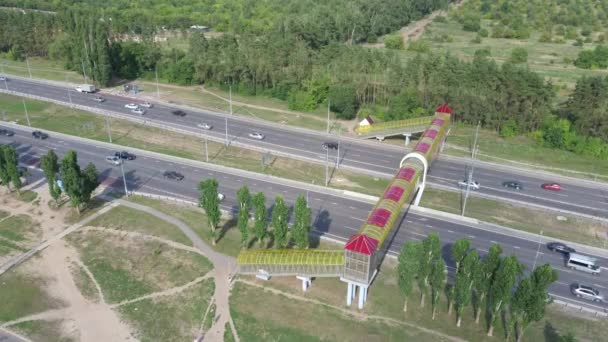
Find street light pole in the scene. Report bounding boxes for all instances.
[105,116,112,143]
[204,137,209,162]
[325,146,329,187]
[120,160,129,195]
[326,100,331,134]
[224,117,229,146]
[155,65,160,99]
[22,99,31,127]
[229,85,233,115]
[336,126,341,168]
[532,230,544,270]
[25,56,32,79]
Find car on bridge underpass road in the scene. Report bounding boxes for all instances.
[248,132,265,140]
[546,242,576,254]
[218,193,225,201]
[139,102,153,108]
[322,142,339,150]
[32,130,48,139]
[0,128,14,136]
[105,155,122,166]
[131,108,145,115]
[502,181,522,190]
[458,180,479,190]
[124,103,139,110]
[542,182,562,191]
[571,283,604,303]
[115,151,136,160]
[0,76,7,81]
[163,171,184,181]
[93,96,105,103]
[197,123,213,130]
[172,110,187,117]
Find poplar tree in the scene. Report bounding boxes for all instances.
[451,238,470,273]
[398,241,421,312]
[252,192,268,246]
[455,251,480,327]
[272,196,289,248]
[293,195,311,249]
[60,151,84,214]
[429,257,446,320]
[198,179,221,245]
[473,244,502,324]
[40,149,62,204]
[0,145,9,191]
[418,233,441,308]
[2,145,21,193]
[236,186,251,247]
[487,255,523,337]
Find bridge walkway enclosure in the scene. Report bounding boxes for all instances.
[355,115,435,142]
[236,105,453,306]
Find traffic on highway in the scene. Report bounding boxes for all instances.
[2,125,608,314]
[2,77,608,220]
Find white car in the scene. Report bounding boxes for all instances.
[124,103,139,110]
[132,108,145,115]
[248,132,265,140]
[105,155,123,166]
[458,180,480,190]
[0,76,6,81]
[139,102,153,108]
[197,123,213,130]
[218,193,225,201]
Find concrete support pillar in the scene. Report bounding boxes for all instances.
[358,286,365,309]
[404,134,411,146]
[363,286,368,305]
[297,276,311,292]
[346,283,354,306]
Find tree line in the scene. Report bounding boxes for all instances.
[198,180,312,249]
[398,234,560,341]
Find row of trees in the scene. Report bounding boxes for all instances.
[0,145,23,192]
[398,234,558,341]
[198,181,312,248]
[39,149,100,213]
[574,45,608,69]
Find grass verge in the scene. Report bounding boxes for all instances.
[68,261,100,303]
[11,320,74,342]
[88,205,191,245]
[117,278,214,342]
[14,190,38,203]
[0,269,63,323]
[67,229,213,304]
[223,322,236,342]
[0,214,41,253]
[421,187,608,249]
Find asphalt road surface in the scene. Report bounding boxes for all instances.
[2,126,608,314]
[3,78,608,219]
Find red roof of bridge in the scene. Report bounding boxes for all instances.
[367,208,392,227]
[397,167,416,181]
[435,104,452,114]
[424,129,438,139]
[415,142,430,153]
[344,234,378,255]
[384,186,405,202]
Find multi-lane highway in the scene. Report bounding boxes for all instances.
[2,125,608,314]
[2,77,608,219]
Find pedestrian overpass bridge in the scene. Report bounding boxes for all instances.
[237,105,453,309]
[355,115,434,143]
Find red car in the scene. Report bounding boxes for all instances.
[542,183,561,191]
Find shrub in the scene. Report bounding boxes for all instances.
[478,28,489,38]
[407,40,431,53]
[471,36,482,44]
[384,35,404,50]
[499,119,518,138]
[328,85,358,120]
[509,47,528,64]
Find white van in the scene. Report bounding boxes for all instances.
[566,253,601,275]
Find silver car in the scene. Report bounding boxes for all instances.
[458,180,480,190]
[132,108,145,115]
[248,132,265,140]
[105,155,123,166]
[197,123,213,130]
[571,283,604,302]
[139,102,153,108]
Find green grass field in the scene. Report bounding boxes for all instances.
[67,229,213,304]
[118,279,215,342]
[69,261,100,303]
[0,270,64,323]
[11,320,74,342]
[88,205,192,245]
[0,214,41,246]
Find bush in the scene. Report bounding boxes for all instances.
[462,14,481,32]
[471,36,482,44]
[386,89,422,120]
[474,48,491,59]
[288,90,317,111]
[407,40,430,53]
[574,45,608,69]
[434,16,446,23]
[509,47,528,64]
[500,119,518,138]
[478,28,489,38]
[328,85,358,120]
[573,38,584,47]
[367,34,378,44]
[384,35,404,50]
[539,31,552,43]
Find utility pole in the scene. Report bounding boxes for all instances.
[461,122,481,216]
[105,116,112,143]
[229,85,233,115]
[65,74,73,105]
[25,56,32,79]
[204,137,209,162]
[22,99,31,127]
[336,126,341,168]
[81,60,87,84]
[224,117,229,146]
[532,230,544,270]
[472,121,480,159]
[120,160,129,195]
[326,100,331,134]
[155,65,160,98]
[325,145,329,187]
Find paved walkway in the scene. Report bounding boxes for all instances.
[115,199,240,342]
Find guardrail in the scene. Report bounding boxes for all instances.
[355,116,434,134]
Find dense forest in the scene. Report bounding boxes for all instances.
[0,0,607,158]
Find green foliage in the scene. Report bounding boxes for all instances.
[198,179,221,243]
[237,186,251,247]
[0,145,20,191]
[292,195,311,249]
[60,150,83,212]
[0,145,10,188]
[407,40,431,53]
[500,119,518,138]
[461,13,481,32]
[472,244,502,323]
[418,233,441,307]
[398,241,421,312]
[328,85,358,120]
[81,163,99,206]
[509,47,528,64]
[386,89,423,121]
[40,149,62,203]
[574,45,608,69]
[478,28,488,38]
[454,251,479,326]
[384,35,404,50]
[451,238,470,273]
[487,255,523,336]
[252,192,267,246]
[271,196,289,248]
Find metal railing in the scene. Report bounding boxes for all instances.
[355,115,434,134]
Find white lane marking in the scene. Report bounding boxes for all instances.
[406,220,414,224]
[332,202,338,205]
[426,225,433,228]
[418,217,428,221]
[349,206,356,210]
[411,231,426,238]
[478,248,489,253]
[468,235,475,239]
[344,226,359,232]
[349,216,364,222]
[490,240,497,244]
[556,281,569,286]
[314,198,321,201]
[593,284,607,289]
[513,246,520,249]
[447,230,454,233]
